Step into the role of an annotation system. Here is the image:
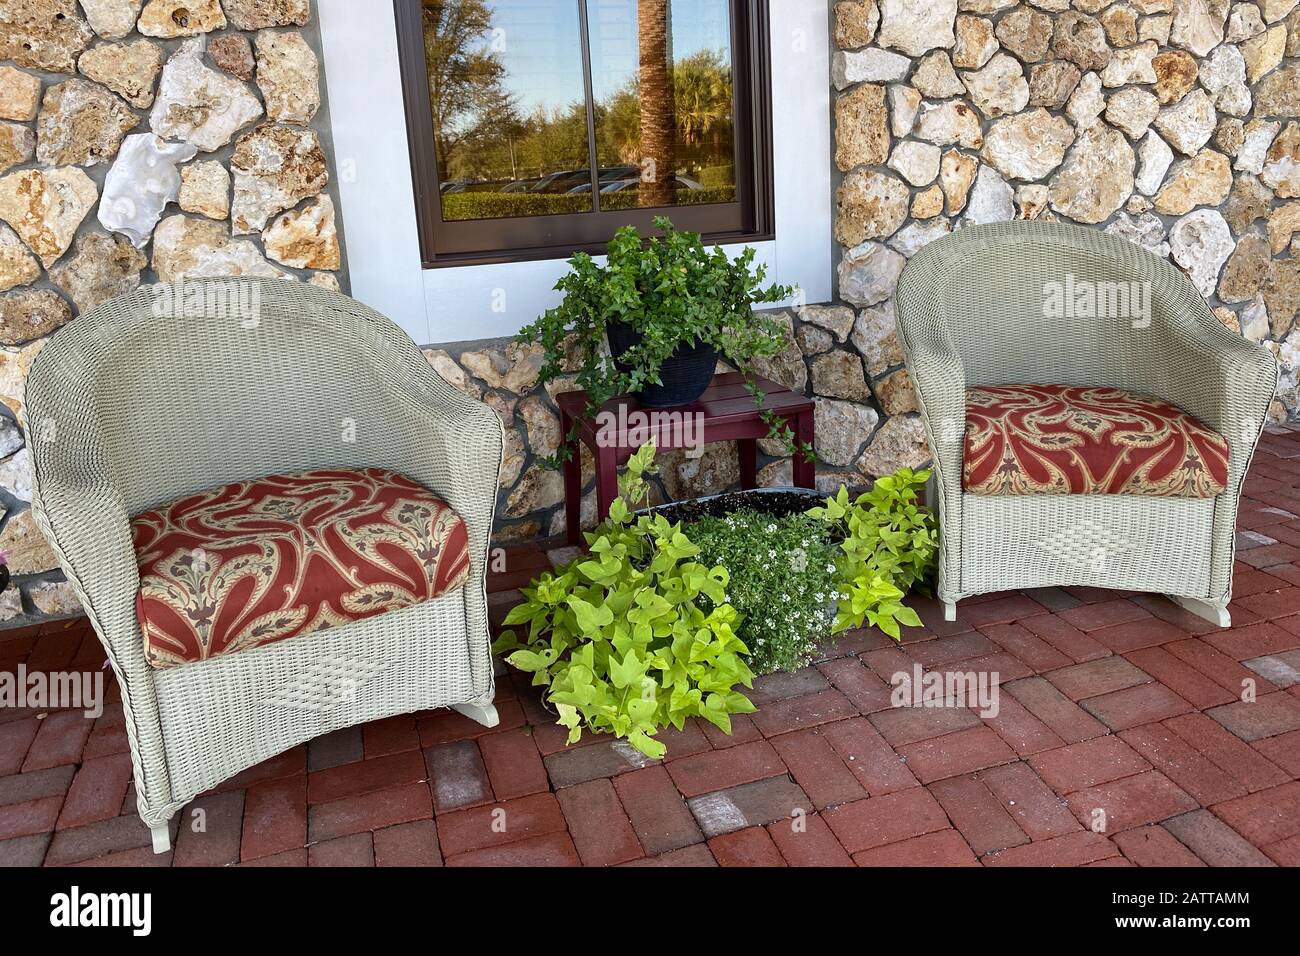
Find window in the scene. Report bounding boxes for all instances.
[395,0,773,266]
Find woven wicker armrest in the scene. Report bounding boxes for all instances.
[373,348,506,565]
[27,470,141,657]
[1141,287,1279,494]
[897,320,966,449]
[894,276,969,603]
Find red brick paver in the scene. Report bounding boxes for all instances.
[5,432,1300,866]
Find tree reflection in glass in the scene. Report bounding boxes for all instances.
[422,0,737,222]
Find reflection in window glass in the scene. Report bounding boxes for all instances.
[422,0,593,221]
[588,0,736,209]
[421,0,737,222]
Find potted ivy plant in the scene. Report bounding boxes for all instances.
[519,217,809,464]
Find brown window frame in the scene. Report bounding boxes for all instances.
[394,0,775,269]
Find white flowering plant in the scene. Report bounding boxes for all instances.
[686,510,838,675]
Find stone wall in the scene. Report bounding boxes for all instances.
[0,0,347,626]
[830,0,1300,425]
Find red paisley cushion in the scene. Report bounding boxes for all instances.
[964,384,1229,498]
[131,468,472,669]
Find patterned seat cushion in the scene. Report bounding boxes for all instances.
[132,468,471,669]
[964,384,1229,498]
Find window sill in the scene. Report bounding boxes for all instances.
[419,229,777,270]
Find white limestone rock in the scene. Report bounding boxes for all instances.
[152,214,290,281]
[77,37,164,108]
[838,241,906,307]
[912,51,966,97]
[1242,294,1269,341]
[149,37,263,152]
[832,48,911,88]
[1066,71,1106,128]
[178,159,230,220]
[889,85,921,137]
[815,399,880,467]
[961,52,1030,118]
[1262,123,1300,197]
[262,194,340,270]
[888,218,952,257]
[0,417,22,460]
[29,580,81,617]
[222,0,310,30]
[981,108,1075,180]
[953,14,999,69]
[1100,40,1159,86]
[98,133,198,248]
[1200,43,1252,116]
[1261,0,1299,22]
[1236,119,1282,174]
[1105,88,1161,140]
[1227,2,1266,41]
[887,140,942,186]
[835,169,911,245]
[79,0,144,39]
[915,100,985,148]
[0,446,29,502]
[1242,23,1287,81]
[876,0,958,56]
[1015,183,1051,219]
[254,29,320,124]
[1170,0,1229,56]
[1048,123,1136,223]
[1135,129,1176,193]
[0,224,38,293]
[1155,88,1218,155]
[963,164,1016,223]
[1106,211,1171,257]
[230,124,329,234]
[1169,208,1234,297]
[940,149,980,213]
[136,0,226,37]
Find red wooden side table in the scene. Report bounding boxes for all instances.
[555,371,816,545]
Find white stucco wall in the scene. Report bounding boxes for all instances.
[318,0,832,345]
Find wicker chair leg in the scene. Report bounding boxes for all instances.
[151,824,171,854]
[453,696,499,729]
[1168,595,1231,628]
[942,600,957,622]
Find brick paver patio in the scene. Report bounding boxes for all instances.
[4,430,1300,867]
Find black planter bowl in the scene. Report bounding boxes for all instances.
[606,321,718,408]
[644,486,826,525]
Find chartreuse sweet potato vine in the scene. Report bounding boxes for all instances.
[492,440,756,759]
[809,468,939,640]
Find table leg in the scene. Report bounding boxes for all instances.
[595,444,619,526]
[561,409,582,546]
[793,411,816,490]
[739,438,757,490]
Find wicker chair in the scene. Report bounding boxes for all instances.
[25,278,504,852]
[895,221,1278,628]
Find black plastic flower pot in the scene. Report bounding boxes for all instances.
[606,321,718,408]
[642,486,826,525]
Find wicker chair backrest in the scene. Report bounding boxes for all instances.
[898,220,1210,397]
[26,278,434,517]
